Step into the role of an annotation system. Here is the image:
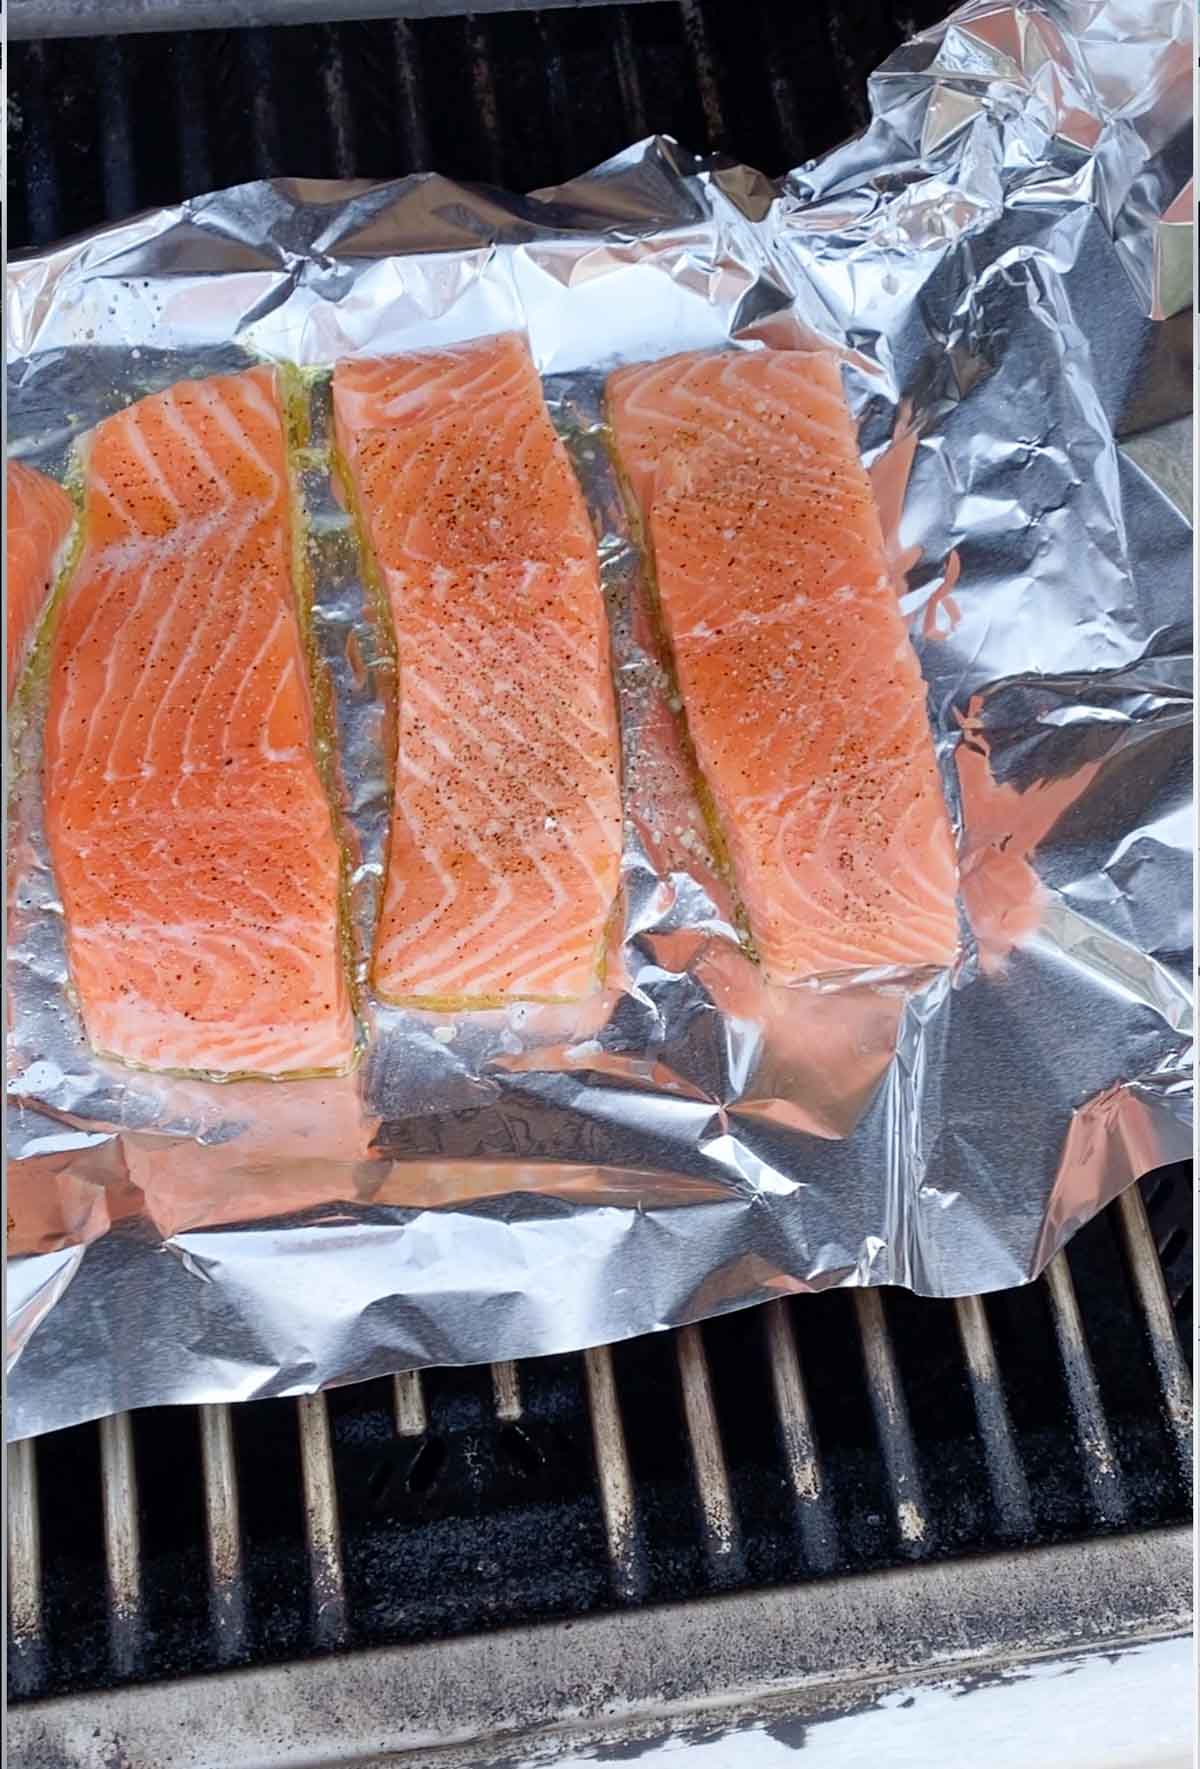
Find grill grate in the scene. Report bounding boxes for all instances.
[5,3,1194,1747]
[7,1171,1192,1706]
[7,1,951,253]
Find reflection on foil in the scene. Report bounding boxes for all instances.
[956,690,1103,973]
[5,0,1193,1438]
[1035,1074,1192,1275]
[7,1144,124,1257]
[1152,176,1195,320]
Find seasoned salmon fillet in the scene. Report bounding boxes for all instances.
[45,367,355,1077]
[333,334,622,1004]
[7,461,74,702]
[607,347,958,980]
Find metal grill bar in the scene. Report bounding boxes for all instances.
[392,1369,428,1437]
[96,37,136,224]
[817,0,869,130]
[536,12,575,171]
[7,1186,1193,1711]
[173,34,213,195]
[854,1290,929,1553]
[763,1300,838,1571]
[952,1295,1034,1539]
[675,1324,739,1567]
[319,22,356,180]
[199,1405,246,1659]
[295,1394,347,1648]
[10,0,661,32]
[98,1412,142,1676]
[1116,1185,1193,1474]
[761,13,802,156]
[582,1344,644,1601]
[465,15,504,185]
[677,0,728,151]
[392,18,432,173]
[243,29,282,180]
[490,1360,522,1422]
[17,40,61,243]
[11,1527,1190,1769]
[611,10,649,143]
[6,1438,44,1689]
[1042,1253,1127,1526]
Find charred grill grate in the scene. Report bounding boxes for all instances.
[7,1172,1193,1707]
[7,2,951,254]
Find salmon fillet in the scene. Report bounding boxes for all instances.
[45,367,355,1077]
[333,334,622,1004]
[607,347,958,980]
[7,461,74,703]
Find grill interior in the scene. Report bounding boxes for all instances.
[7,1171,1193,1703]
[8,1,948,253]
[6,0,1194,1736]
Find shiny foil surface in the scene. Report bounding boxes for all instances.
[5,0,1193,1439]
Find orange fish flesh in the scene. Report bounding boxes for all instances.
[45,367,355,1077]
[333,333,623,1004]
[607,346,958,980]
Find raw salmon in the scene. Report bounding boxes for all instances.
[7,461,73,702]
[333,334,622,1004]
[45,367,355,1077]
[607,346,958,980]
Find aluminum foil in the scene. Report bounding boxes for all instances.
[6,0,1193,1440]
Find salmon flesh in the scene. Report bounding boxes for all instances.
[607,346,958,980]
[45,367,355,1077]
[333,334,623,1004]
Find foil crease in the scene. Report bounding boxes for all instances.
[5,0,1192,1439]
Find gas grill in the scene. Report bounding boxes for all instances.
[6,6,1194,1764]
[9,2,932,251]
[7,1169,1193,1761]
